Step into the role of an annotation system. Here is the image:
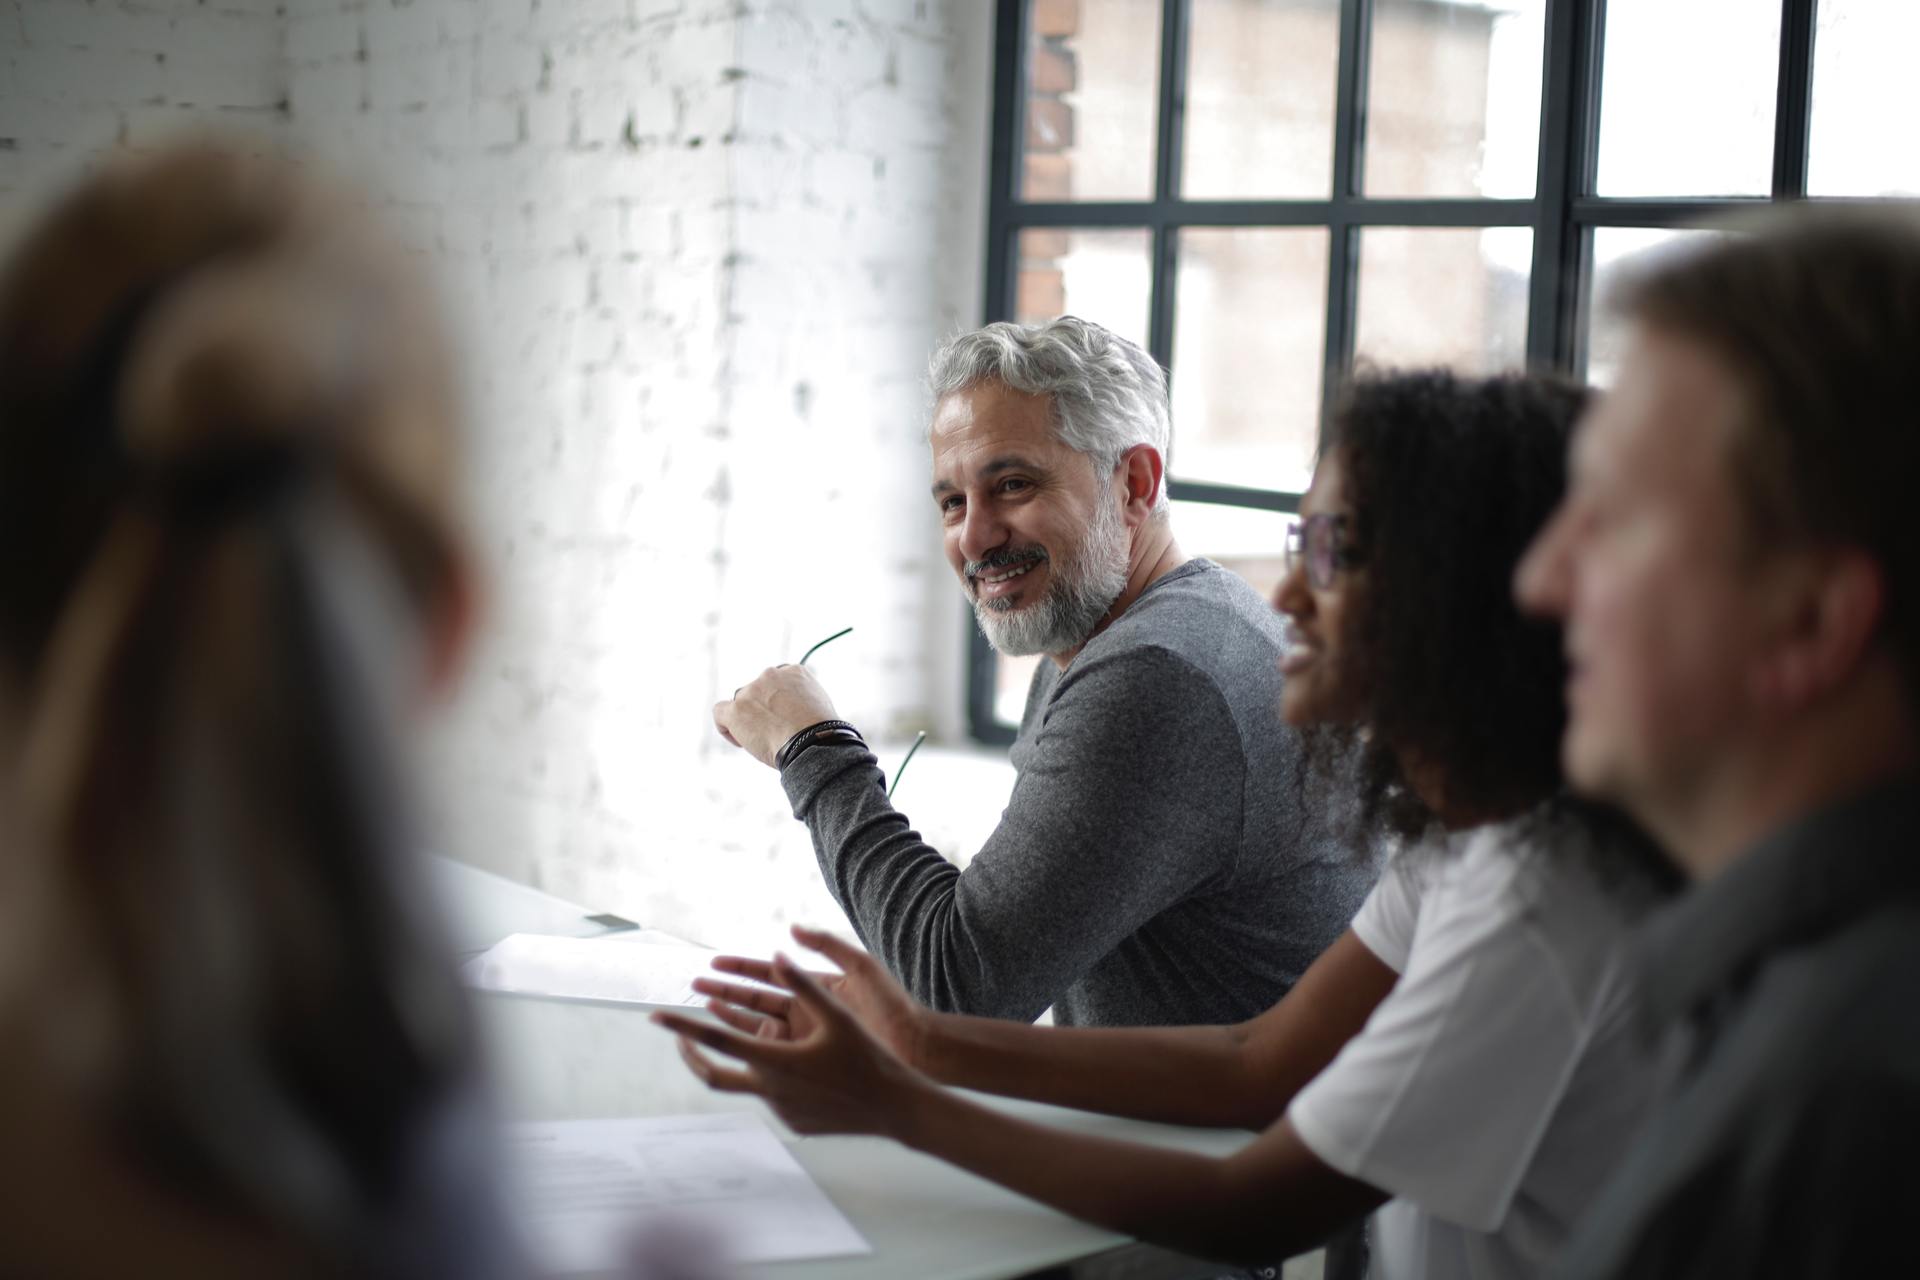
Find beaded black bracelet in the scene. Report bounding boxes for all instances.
[775,719,865,770]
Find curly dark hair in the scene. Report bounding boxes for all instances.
[1305,369,1585,840]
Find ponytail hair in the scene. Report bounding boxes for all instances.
[0,143,478,1267]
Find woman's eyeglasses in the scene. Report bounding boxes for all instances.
[1284,513,1362,590]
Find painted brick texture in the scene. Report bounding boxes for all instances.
[0,0,1000,955]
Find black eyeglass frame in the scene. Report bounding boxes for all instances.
[1285,513,1364,590]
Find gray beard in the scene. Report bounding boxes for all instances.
[972,496,1131,657]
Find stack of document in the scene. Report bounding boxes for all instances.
[508,1113,871,1273]
[464,931,728,1007]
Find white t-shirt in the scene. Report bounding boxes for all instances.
[1287,821,1657,1280]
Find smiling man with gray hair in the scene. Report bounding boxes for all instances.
[715,317,1369,1028]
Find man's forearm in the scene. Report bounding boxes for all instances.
[917,1013,1283,1130]
[785,743,1054,1018]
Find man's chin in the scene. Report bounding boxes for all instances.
[974,600,1051,657]
[1561,728,1628,805]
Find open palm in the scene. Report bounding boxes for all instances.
[692,925,930,1068]
[656,947,929,1139]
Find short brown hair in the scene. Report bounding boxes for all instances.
[1614,205,1920,709]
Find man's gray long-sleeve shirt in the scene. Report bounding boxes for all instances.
[779,559,1374,1027]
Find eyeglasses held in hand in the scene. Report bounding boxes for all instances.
[794,626,922,799]
[889,731,926,800]
[792,627,922,796]
[798,626,853,666]
[1284,514,1363,590]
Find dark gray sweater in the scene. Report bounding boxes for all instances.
[780,559,1373,1027]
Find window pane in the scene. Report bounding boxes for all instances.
[1595,0,1778,197]
[1172,500,1294,604]
[1019,0,1161,201]
[1583,227,1723,386]
[1354,227,1532,374]
[1170,228,1330,494]
[1364,0,1545,198]
[1015,227,1153,351]
[1809,0,1920,196]
[1182,0,1337,199]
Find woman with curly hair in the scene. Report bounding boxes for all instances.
[658,370,1676,1280]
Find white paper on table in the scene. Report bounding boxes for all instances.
[463,931,724,1006]
[506,1113,871,1274]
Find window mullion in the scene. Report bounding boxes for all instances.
[970,0,1029,746]
[983,0,1026,325]
[1319,0,1372,448]
[1527,0,1603,372]
[1772,0,1818,199]
[1151,0,1191,211]
[1147,0,1191,398]
[1167,479,1302,514]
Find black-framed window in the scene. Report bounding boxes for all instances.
[970,0,1912,745]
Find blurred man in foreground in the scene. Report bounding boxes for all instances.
[1517,208,1920,1276]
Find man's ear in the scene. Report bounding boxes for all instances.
[1750,548,1885,712]
[1117,444,1165,525]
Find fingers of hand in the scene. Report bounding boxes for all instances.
[731,667,785,701]
[772,952,846,1025]
[711,954,779,985]
[704,999,779,1039]
[712,703,745,748]
[694,975,793,1018]
[651,1011,784,1066]
[790,925,866,975]
[675,1035,760,1095]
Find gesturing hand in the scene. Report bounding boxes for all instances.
[652,951,930,1139]
[691,925,933,1069]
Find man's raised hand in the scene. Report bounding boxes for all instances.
[712,665,841,767]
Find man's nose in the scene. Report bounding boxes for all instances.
[1272,556,1311,619]
[957,502,1009,564]
[1514,510,1570,618]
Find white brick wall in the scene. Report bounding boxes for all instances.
[0,0,1002,956]
[0,0,287,243]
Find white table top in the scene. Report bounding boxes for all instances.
[430,857,637,959]
[474,988,1256,1280]
[439,858,1259,1280]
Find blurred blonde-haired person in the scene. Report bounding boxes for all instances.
[0,141,510,1277]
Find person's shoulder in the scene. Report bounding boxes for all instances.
[1097,559,1285,659]
[1424,821,1533,898]
[1125,557,1272,614]
[1427,816,1646,979]
[1055,633,1221,705]
[1781,903,1920,1058]
[1050,562,1292,748]
[1704,902,1920,1140]
[1472,808,1657,918]
[1745,940,1920,1211]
